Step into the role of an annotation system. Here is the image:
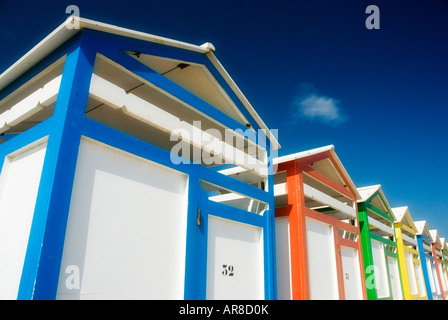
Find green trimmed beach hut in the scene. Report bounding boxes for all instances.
[357,185,403,300]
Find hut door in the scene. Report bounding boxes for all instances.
[387,256,403,300]
[426,258,438,297]
[56,139,189,299]
[414,261,426,298]
[204,210,264,300]
[438,261,447,293]
[370,240,390,298]
[305,218,339,299]
[405,251,419,296]
[340,246,364,300]
[432,263,441,297]
[432,263,440,296]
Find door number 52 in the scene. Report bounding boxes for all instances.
[222,265,234,276]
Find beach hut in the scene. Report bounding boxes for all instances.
[0,17,279,300]
[429,230,448,300]
[393,207,427,300]
[357,185,403,300]
[415,221,443,300]
[274,145,366,300]
[440,238,448,298]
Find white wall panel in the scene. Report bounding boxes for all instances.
[275,216,292,300]
[0,140,47,299]
[56,138,188,299]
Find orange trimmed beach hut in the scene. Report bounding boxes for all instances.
[274,145,366,300]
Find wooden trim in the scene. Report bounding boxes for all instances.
[296,151,329,168]
[304,207,359,234]
[400,223,416,236]
[370,232,397,248]
[354,201,368,300]
[357,237,368,300]
[433,243,446,300]
[334,233,345,300]
[303,183,356,219]
[275,205,292,217]
[285,161,310,300]
[302,164,355,201]
[366,203,394,222]
[403,246,419,256]
[368,216,394,236]
[336,234,359,249]
[401,234,417,248]
[325,152,357,197]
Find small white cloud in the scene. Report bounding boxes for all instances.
[291,84,347,126]
[299,95,345,124]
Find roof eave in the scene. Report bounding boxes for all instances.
[357,185,396,220]
[274,145,360,200]
[0,17,280,149]
[328,148,361,200]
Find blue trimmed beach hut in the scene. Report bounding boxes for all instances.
[415,221,443,300]
[0,17,279,300]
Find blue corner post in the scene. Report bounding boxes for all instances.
[417,234,434,300]
[264,136,277,300]
[183,171,208,300]
[17,32,96,300]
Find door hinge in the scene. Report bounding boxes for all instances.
[197,209,201,226]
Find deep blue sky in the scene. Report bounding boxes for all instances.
[1,1,447,236]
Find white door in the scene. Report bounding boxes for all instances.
[206,216,264,299]
[0,141,47,299]
[387,256,403,300]
[442,265,448,299]
[438,261,448,294]
[340,246,363,300]
[425,258,436,296]
[370,240,390,298]
[306,218,339,299]
[431,262,441,298]
[414,261,426,298]
[56,138,189,299]
[405,251,418,296]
